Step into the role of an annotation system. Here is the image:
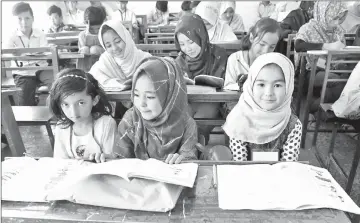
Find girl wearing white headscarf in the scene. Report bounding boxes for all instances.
[223,53,302,161]
[195,1,237,43]
[89,20,151,91]
[219,1,245,32]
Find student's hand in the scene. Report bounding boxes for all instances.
[87,153,115,163]
[165,153,184,164]
[323,41,346,51]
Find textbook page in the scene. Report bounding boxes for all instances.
[71,158,199,188]
[217,162,360,214]
[2,157,87,202]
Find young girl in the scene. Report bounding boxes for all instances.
[78,6,106,56]
[294,1,349,112]
[50,69,117,163]
[195,1,237,42]
[89,20,151,91]
[223,53,302,161]
[175,13,228,144]
[219,1,245,32]
[115,57,198,164]
[224,18,281,111]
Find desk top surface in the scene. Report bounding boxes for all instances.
[2,166,350,223]
[1,52,84,60]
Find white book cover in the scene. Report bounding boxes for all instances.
[217,162,360,214]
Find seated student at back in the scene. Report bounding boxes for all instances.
[47,5,66,33]
[223,18,281,112]
[112,1,138,29]
[63,0,85,27]
[195,1,237,42]
[147,1,170,26]
[295,1,349,113]
[78,6,106,56]
[178,1,192,19]
[223,53,302,161]
[175,13,228,144]
[4,2,54,106]
[50,68,117,163]
[115,57,198,164]
[219,1,245,33]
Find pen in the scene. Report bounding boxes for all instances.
[213,164,217,189]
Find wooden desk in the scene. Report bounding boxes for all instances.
[1,165,350,222]
[47,36,79,45]
[1,89,26,157]
[45,31,81,38]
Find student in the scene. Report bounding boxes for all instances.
[258,1,277,19]
[279,1,314,39]
[78,6,106,56]
[219,1,245,32]
[63,1,85,26]
[5,2,53,106]
[50,69,116,162]
[340,2,360,34]
[223,18,281,111]
[89,20,151,90]
[195,1,237,43]
[147,1,170,26]
[47,5,66,33]
[90,1,110,20]
[115,57,198,164]
[178,1,192,19]
[112,1,138,29]
[295,1,348,112]
[175,13,228,143]
[223,53,302,161]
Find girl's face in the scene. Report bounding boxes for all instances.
[89,24,101,35]
[250,32,279,59]
[327,11,348,29]
[102,30,126,57]
[50,13,62,26]
[253,65,286,111]
[177,33,201,58]
[133,75,162,120]
[61,90,99,124]
[221,7,235,22]
[202,19,213,30]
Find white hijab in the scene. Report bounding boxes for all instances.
[223,53,295,144]
[90,20,151,84]
[195,1,221,41]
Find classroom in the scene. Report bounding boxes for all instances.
[1,0,360,222]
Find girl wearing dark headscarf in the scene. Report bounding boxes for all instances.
[175,13,228,143]
[115,57,198,164]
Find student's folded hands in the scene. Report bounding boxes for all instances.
[85,153,117,163]
[165,153,184,164]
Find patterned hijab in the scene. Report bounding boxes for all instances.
[91,20,151,82]
[175,14,228,79]
[119,57,195,159]
[296,1,347,44]
[223,53,295,144]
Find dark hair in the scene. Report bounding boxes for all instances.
[84,6,106,25]
[156,1,168,13]
[49,68,113,128]
[299,1,314,11]
[119,1,128,4]
[12,2,33,17]
[190,1,201,10]
[241,18,281,50]
[47,5,62,17]
[181,1,191,11]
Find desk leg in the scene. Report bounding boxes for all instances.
[300,57,318,148]
[345,137,360,194]
[296,55,306,117]
[76,58,86,71]
[1,96,25,156]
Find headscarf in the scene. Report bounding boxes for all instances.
[89,20,151,85]
[118,57,197,160]
[296,1,347,44]
[195,1,237,42]
[174,14,228,79]
[219,1,245,32]
[223,53,295,144]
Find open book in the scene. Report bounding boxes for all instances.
[2,157,198,208]
[185,75,224,89]
[217,162,360,214]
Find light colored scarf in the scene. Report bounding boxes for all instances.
[195,1,222,41]
[89,20,151,85]
[223,53,295,144]
[219,1,245,32]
